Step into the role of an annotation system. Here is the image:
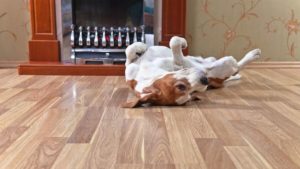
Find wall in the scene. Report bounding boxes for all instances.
[187,0,300,61]
[0,0,30,62]
[1,0,300,62]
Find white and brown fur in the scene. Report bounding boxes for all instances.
[123,36,261,108]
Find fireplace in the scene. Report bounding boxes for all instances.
[59,0,155,64]
[19,0,186,75]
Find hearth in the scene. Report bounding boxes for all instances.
[59,0,155,64]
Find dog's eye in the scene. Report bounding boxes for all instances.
[176,84,187,91]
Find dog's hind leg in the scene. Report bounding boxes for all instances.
[238,49,261,70]
[169,36,188,70]
[125,42,148,66]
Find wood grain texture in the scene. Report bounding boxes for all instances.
[51,144,91,169]
[196,138,237,169]
[68,107,104,143]
[0,69,300,168]
[116,119,144,164]
[225,146,272,169]
[144,110,174,164]
[0,127,28,155]
[19,137,67,169]
[232,120,300,169]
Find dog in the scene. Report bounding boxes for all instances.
[123,36,261,108]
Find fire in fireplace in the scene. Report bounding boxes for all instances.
[58,0,155,64]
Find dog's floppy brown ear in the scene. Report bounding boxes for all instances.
[122,86,161,108]
[122,97,141,108]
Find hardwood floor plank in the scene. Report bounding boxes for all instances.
[116,119,144,164]
[0,88,23,104]
[51,81,90,109]
[90,85,115,107]
[102,88,129,120]
[27,76,58,89]
[264,101,300,125]
[195,138,237,169]
[0,126,28,155]
[281,140,300,167]
[185,105,217,138]
[68,107,104,143]
[1,75,33,88]
[0,89,39,109]
[0,101,36,131]
[51,144,91,169]
[201,109,247,146]
[260,103,300,140]
[232,120,300,169]
[81,76,105,89]
[0,109,72,168]
[243,115,292,147]
[144,164,176,169]
[49,107,87,137]
[13,76,42,88]
[114,164,144,169]
[10,97,60,127]
[163,108,207,167]
[225,146,273,169]
[19,137,67,169]
[144,109,174,164]
[85,110,124,169]
[175,164,206,169]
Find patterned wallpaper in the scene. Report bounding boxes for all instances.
[0,0,30,62]
[187,0,300,61]
[0,0,299,62]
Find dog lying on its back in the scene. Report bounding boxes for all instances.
[123,36,261,108]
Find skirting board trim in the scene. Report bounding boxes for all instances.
[247,61,300,68]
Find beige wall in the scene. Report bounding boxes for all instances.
[1,0,300,62]
[0,0,30,62]
[187,0,300,61]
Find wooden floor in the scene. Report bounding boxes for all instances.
[0,68,300,169]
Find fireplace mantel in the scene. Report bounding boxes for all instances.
[18,0,187,75]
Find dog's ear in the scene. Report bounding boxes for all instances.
[122,86,161,108]
[122,97,141,108]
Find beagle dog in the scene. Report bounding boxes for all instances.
[123,36,261,108]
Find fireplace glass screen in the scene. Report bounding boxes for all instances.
[73,0,144,27]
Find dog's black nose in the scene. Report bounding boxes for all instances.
[200,76,209,85]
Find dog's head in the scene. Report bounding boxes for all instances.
[123,68,208,108]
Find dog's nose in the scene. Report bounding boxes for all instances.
[200,76,209,85]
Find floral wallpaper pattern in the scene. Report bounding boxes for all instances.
[266,10,300,58]
[0,0,30,62]
[187,0,300,61]
[201,0,261,56]
[0,0,300,62]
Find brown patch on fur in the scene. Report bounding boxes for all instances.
[208,77,229,89]
[123,74,194,107]
[126,80,137,90]
[140,74,191,106]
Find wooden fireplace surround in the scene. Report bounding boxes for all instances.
[18,0,187,75]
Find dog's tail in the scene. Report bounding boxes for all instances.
[125,42,148,66]
[169,36,188,70]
